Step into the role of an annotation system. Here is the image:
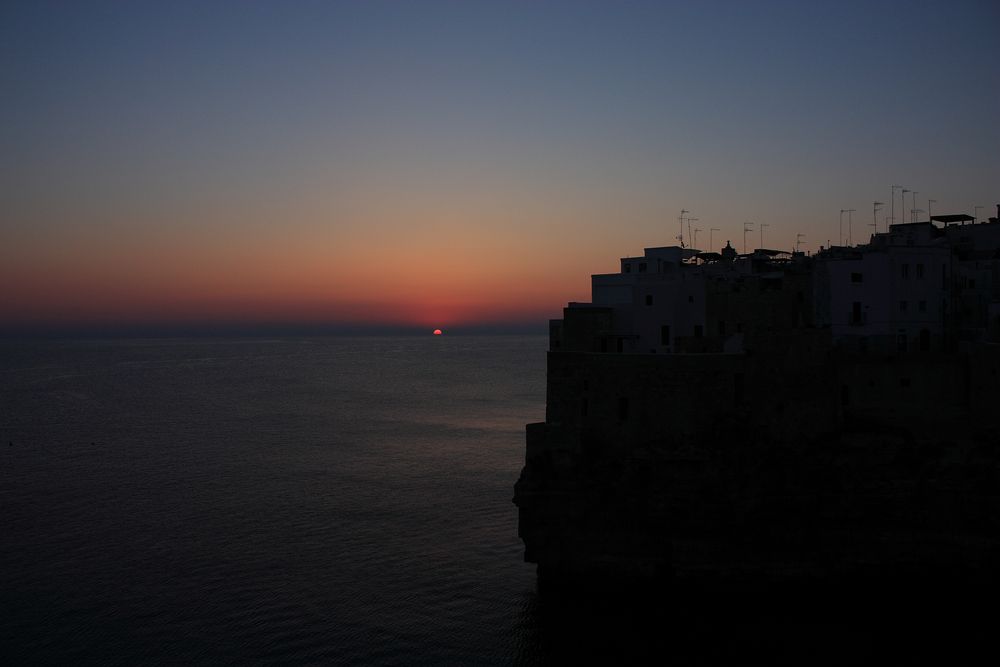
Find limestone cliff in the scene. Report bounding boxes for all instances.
[514,348,1000,587]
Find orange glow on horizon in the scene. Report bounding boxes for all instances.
[0,199,610,330]
[433,329,442,335]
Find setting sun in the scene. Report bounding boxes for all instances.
[433,329,443,335]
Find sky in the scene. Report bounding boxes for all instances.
[2,0,998,334]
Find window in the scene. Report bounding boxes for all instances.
[900,377,912,388]
[618,397,629,421]
[916,263,924,279]
[851,272,863,283]
[718,320,726,336]
[660,325,671,346]
[736,322,744,333]
[581,398,589,417]
[616,338,624,353]
[623,263,631,273]
[901,263,910,279]
[645,294,653,306]
[969,279,976,289]
[688,295,694,303]
[851,301,862,324]
[638,262,647,273]
[694,325,704,338]
[919,300,927,313]
[899,300,908,313]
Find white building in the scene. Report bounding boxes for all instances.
[816,222,950,353]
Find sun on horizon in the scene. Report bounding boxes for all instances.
[433,329,443,335]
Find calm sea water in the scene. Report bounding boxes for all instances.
[1,335,555,664]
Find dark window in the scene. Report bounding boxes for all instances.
[616,338,624,353]
[897,333,908,352]
[694,325,704,338]
[851,272,863,283]
[688,295,694,303]
[645,294,653,306]
[581,398,589,417]
[920,329,930,352]
[841,384,850,407]
[600,338,608,353]
[919,300,926,313]
[899,300,908,313]
[734,373,745,405]
[618,397,629,421]
[901,263,909,279]
[660,325,671,345]
[969,279,976,289]
[638,263,647,273]
[916,263,924,279]
[736,322,744,333]
[718,320,726,336]
[900,377,912,388]
[852,301,862,324]
[623,264,631,273]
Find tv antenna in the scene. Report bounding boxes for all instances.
[686,217,699,248]
[692,227,702,250]
[910,191,918,222]
[891,185,903,227]
[709,227,720,252]
[873,201,884,233]
[796,233,805,253]
[678,209,689,246]
[974,205,983,224]
[743,222,754,254]
[845,209,856,245]
[760,222,769,249]
[927,199,936,221]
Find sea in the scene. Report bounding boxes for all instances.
[2,335,556,664]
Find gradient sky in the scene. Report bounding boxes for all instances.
[2,0,998,333]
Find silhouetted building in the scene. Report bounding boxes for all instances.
[516,210,1000,588]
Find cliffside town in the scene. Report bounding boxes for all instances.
[514,208,1000,587]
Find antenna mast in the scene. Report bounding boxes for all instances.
[891,185,902,228]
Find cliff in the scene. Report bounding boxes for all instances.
[513,346,1000,588]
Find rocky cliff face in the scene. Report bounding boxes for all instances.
[514,357,1000,588]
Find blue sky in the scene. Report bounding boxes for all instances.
[2,0,998,330]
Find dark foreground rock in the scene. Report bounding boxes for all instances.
[514,415,1000,589]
